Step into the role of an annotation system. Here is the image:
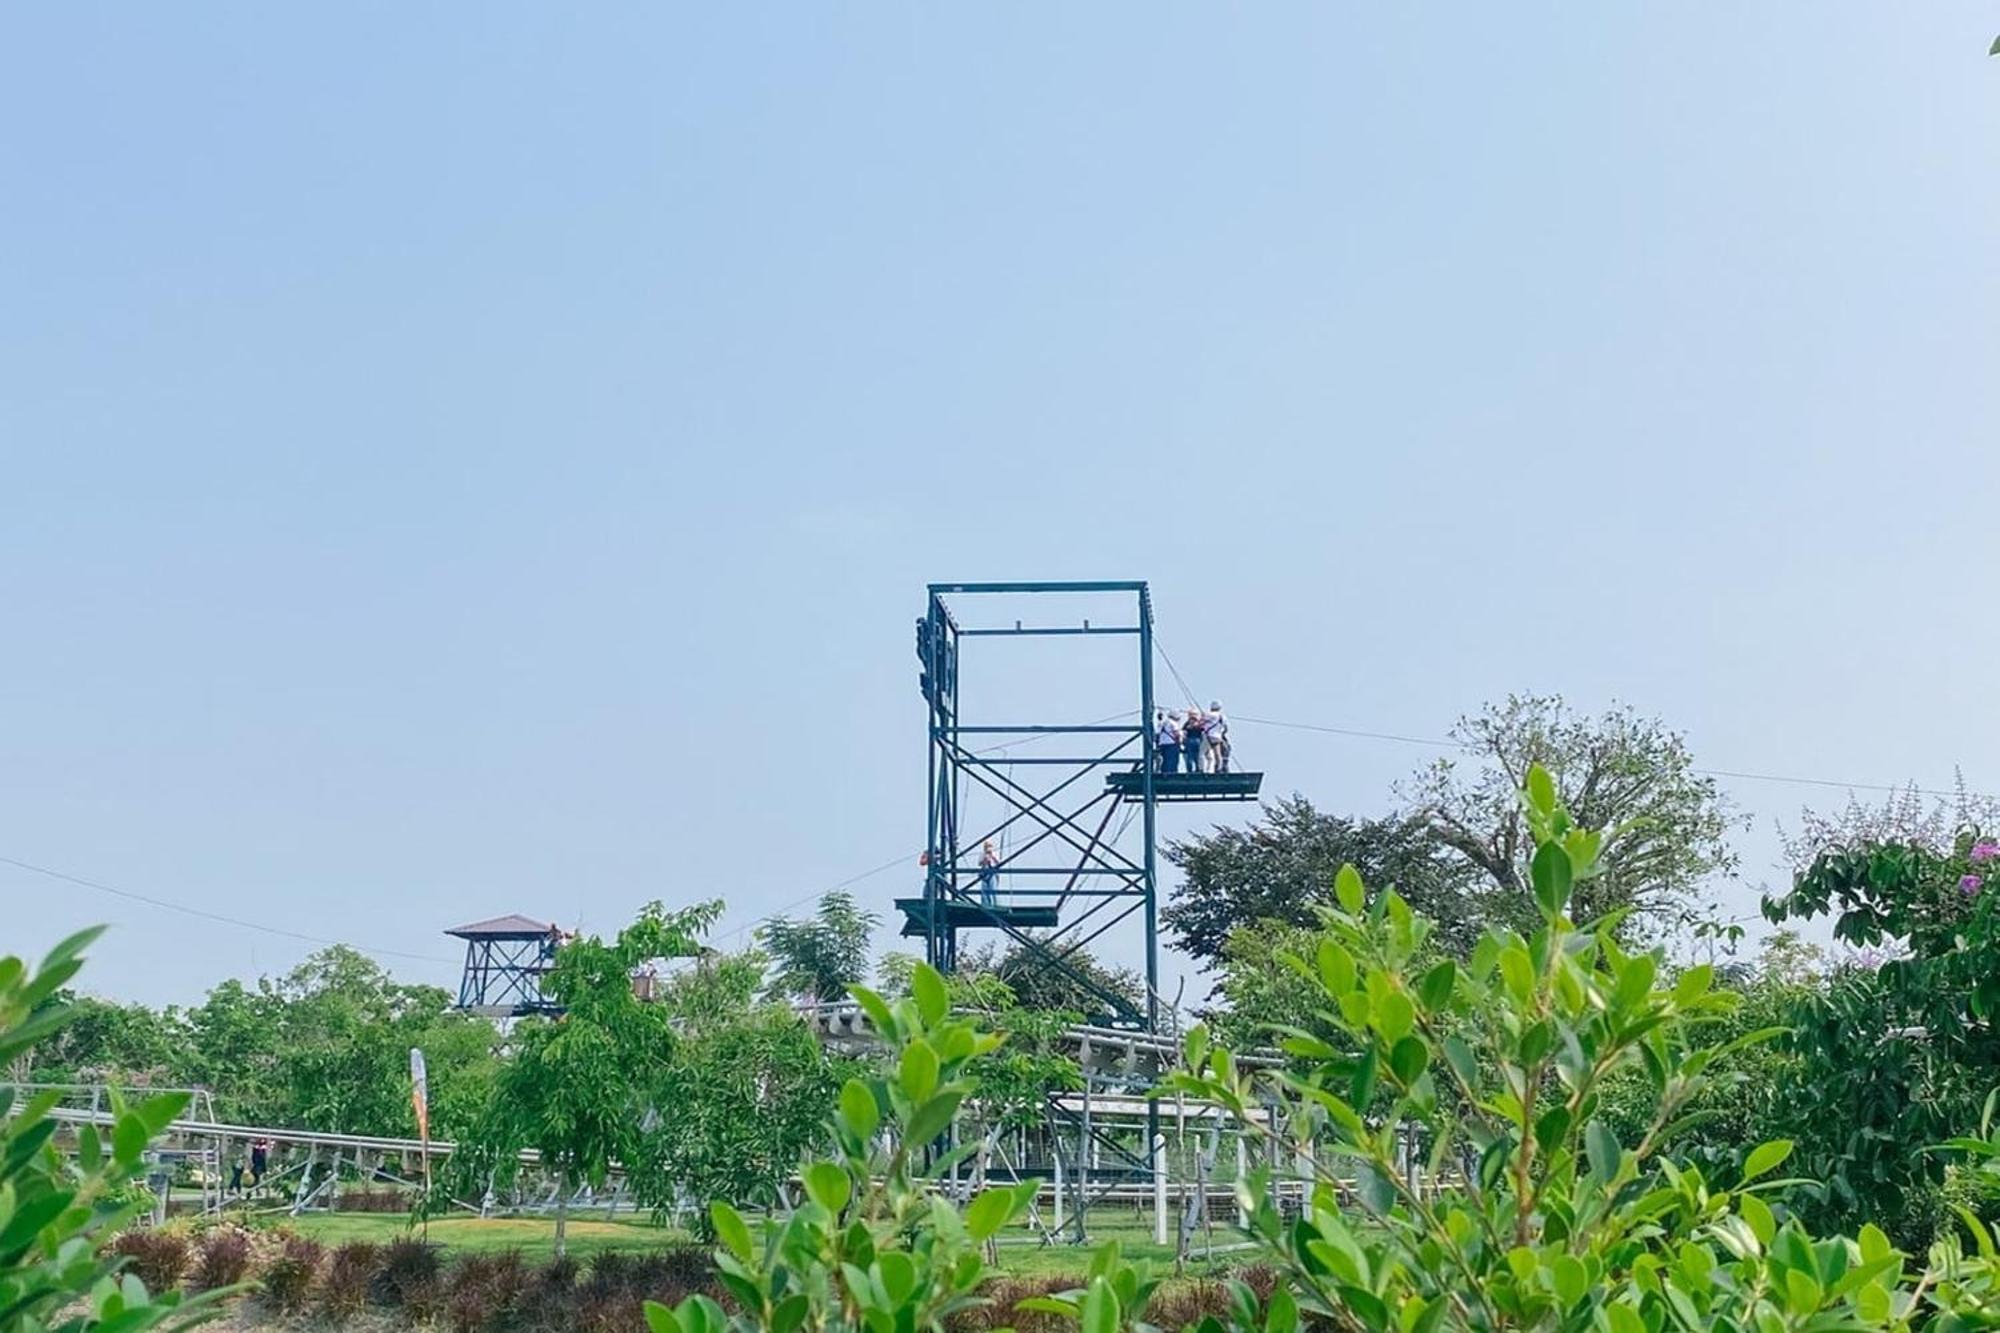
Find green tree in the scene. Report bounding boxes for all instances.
[1403,693,1740,933]
[173,946,499,1139]
[956,940,1145,1024]
[759,892,879,1003]
[1165,798,1486,963]
[629,949,848,1235]
[24,992,182,1087]
[458,900,720,1255]
[1760,810,2000,1246]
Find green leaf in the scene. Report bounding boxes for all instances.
[878,1252,918,1305]
[1081,1276,1119,1333]
[1551,1255,1587,1307]
[1336,1284,1390,1331]
[1739,1192,1775,1245]
[1613,953,1658,1010]
[839,1079,881,1141]
[1742,1139,1793,1182]
[1376,991,1414,1043]
[1389,1036,1428,1085]
[899,1040,940,1103]
[904,1090,963,1146]
[1858,1222,1892,1263]
[1316,940,1357,995]
[710,1201,754,1262]
[1499,947,1535,1003]
[1183,1025,1210,1071]
[644,1300,685,1333]
[111,1113,148,1165]
[851,986,899,1040]
[1441,1036,1478,1087]
[910,965,949,1027]
[1335,864,1365,914]
[1266,1282,1300,1333]
[803,1161,851,1215]
[770,1294,809,1333]
[1784,1268,1823,1316]
[1671,963,1714,1006]
[1417,960,1455,1011]
[1586,1120,1621,1182]
[1530,843,1572,917]
[965,1186,1020,1240]
[1526,765,1557,816]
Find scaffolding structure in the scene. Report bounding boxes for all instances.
[902,580,1258,1033]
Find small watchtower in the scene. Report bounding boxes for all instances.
[448,914,562,1017]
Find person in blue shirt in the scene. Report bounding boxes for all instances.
[978,839,1001,906]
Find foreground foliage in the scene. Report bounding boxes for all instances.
[1,930,224,1332]
[663,769,2000,1333]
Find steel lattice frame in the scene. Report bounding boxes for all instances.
[911,580,1162,1034]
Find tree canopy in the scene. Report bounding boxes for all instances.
[759,892,878,1003]
[1401,693,1740,931]
[1164,797,1486,964]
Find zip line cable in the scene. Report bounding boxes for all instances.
[1231,713,1995,803]
[14,672,1984,969]
[0,854,459,965]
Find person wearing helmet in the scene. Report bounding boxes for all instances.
[1202,701,1230,773]
[1181,708,1206,776]
[1154,708,1182,773]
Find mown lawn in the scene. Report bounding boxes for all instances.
[274,1209,1236,1276]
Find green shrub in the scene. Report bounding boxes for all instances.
[0,928,228,1331]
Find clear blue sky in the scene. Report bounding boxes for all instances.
[5,5,1997,1007]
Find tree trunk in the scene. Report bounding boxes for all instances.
[554,1171,568,1258]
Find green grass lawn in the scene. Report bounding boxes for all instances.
[275,1211,686,1262]
[272,1208,1244,1276]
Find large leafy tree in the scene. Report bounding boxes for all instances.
[1402,693,1740,932]
[628,951,846,1232]
[458,900,719,1254]
[759,892,879,1003]
[1165,798,1486,964]
[169,947,498,1139]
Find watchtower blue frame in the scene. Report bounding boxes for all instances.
[904,580,1163,1032]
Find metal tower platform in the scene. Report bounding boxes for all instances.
[905,580,1259,1034]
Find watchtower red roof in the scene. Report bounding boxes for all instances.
[446,914,556,940]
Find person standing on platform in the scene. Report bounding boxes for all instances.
[1154,709,1182,773]
[978,839,1001,906]
[1181,708,1205,776]
[1203,701,1230,773]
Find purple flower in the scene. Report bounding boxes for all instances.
[1962,874,1985,897]
[1972,840,2000,863]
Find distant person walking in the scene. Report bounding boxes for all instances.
[1154,709,1182,774]
[978,839,1001,906]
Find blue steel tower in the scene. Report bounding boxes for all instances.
[901,581,1260,1035]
